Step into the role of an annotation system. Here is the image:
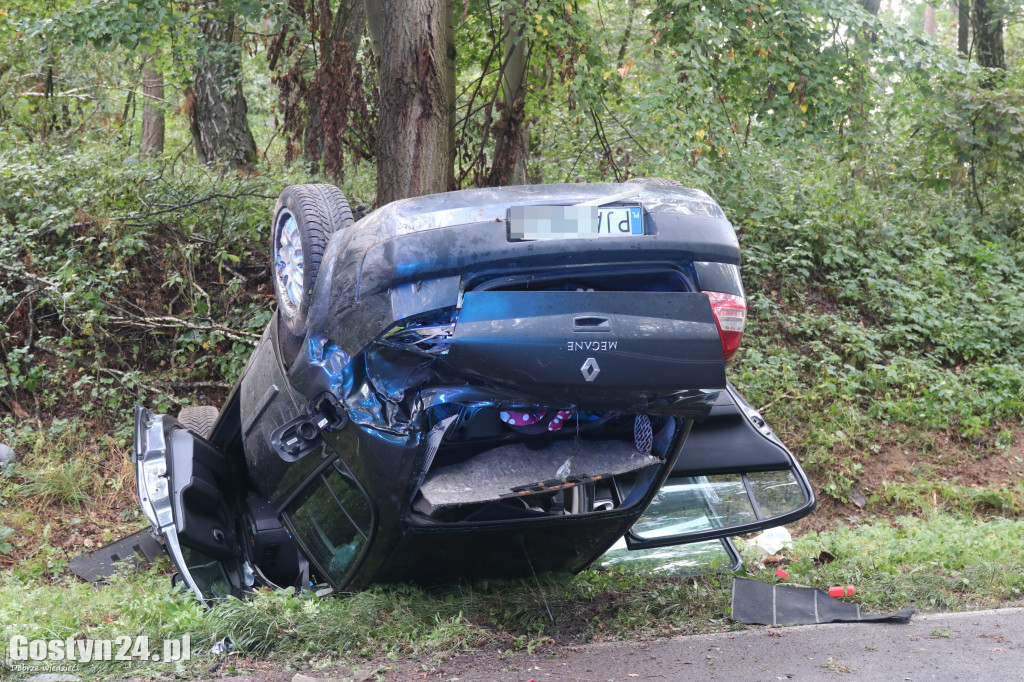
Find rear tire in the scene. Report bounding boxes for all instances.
[271,184,354,340]
[177,405,220,439]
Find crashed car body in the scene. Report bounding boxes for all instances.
[133,181,815,603]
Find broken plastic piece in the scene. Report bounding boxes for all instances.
[775,568,788,580]
[68,528,167,582]
[850,487,867,508]
[210,637,235,655]
[731,578,914,626]
[829,585,856,598]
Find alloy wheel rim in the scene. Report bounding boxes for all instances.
[274,213,304,313]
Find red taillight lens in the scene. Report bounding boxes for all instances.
[706,291,746,362]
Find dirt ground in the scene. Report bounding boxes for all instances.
[791,428,1024,535]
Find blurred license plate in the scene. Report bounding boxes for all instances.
[507,205,645,241]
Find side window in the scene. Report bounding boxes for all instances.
[628,469,812,547]
[285,467,374,584]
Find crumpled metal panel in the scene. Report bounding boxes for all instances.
[283,182,737,446]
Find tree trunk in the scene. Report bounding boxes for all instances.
[445,1,456,189]
[365,0,383,67]
[859,0,881,16]
[924,4,937,35]
[850,0,881,128]
[958,0,970,54]
[303,0,366,166]
[188,4,258,169]
[952,0,969,188]
[972,0,1005,70]
[375,0,455,203]
[617,0,638,67]
[484,7,530,187]
[141,50,164,158]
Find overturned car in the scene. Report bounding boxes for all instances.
[131,180,814,603]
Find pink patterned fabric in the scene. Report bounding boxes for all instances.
[499,411,545,426]
[546,410,573,432]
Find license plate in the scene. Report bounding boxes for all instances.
[507,204,645,241]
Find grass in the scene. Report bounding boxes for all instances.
[878,479,1024,515]
[0,417,143,581]
[2,511,1024,679]
[784,514,1024,611]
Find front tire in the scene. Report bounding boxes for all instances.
[271,184,354,340]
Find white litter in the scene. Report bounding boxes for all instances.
[749,526,793,557]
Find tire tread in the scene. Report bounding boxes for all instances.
[177,405,220,439]
[271,183,354,344]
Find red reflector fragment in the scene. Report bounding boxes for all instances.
[705,291,746,362]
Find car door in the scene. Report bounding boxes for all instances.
[133,405,251,605]
[621,381,815,553]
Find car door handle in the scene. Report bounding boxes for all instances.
[573,316,611,332]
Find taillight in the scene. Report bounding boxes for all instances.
[706,291,746,362]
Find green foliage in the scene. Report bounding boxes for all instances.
[0,526,13,555]
[900,72,1024,210]
[0,143,282,417]
[647,0,874,145]
[0,569,214,679]
[209,586,480,659]
[32,0,183,51]
[879,479,1024,515]
[452,0,616,183]
[719,142,1024,444]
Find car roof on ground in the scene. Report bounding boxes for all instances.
[360,182,726,235]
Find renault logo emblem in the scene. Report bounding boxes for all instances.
[580,357,600,382]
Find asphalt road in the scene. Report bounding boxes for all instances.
[197,607,1024,681]
[377,607,1024,681]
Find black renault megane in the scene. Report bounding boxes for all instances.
[131,179,814,603]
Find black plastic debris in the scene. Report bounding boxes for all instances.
[68,528,167,582]
[731,578,915,626]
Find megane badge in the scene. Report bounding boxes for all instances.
[580,357,600,382]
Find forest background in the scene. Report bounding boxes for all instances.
[2,0,1024,676]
